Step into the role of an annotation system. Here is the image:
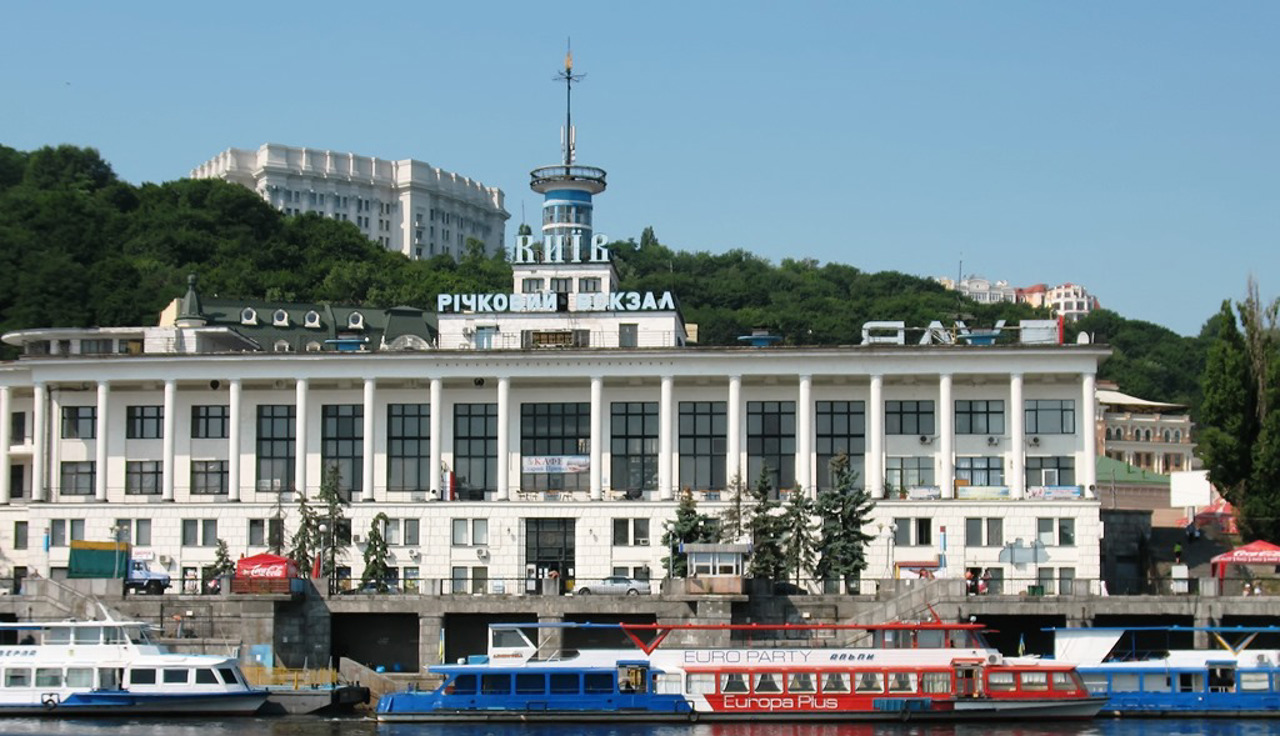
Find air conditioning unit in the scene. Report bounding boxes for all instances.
[159,555,172,565]
[352,533,363,543]
[635,538,650,546]
[476,548,490,560]
[1030,436,1042,447]
[987,436,1000,447]
[409,549,421,560]
[987,654,1000,664]
[918,435,933,445]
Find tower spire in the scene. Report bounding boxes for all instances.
[556,39,586,166]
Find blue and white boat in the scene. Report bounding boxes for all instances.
[0,619,267,716]
[1051,626,1280,716]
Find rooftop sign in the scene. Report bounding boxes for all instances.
[511,233,611,265]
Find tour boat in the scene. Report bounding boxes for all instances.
[1051,626,1280,716]
[0,619,267,716]
[376,620,1106,722]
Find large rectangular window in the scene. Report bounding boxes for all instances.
[322,404,363,497]
[955,400,1004,435]
[125,460,161,496]
[679,402,726,491]
[451,518,489,546]
[191,460,228,495]
[191,406,230,439]
[49,519,85,547]
[248,518,284,548]
[815,401,865,491]
[182,519,217,547]
[612,518,651,546]
[60,461,95,495]
[126,406,164,439]
[1025,400,1075,434]
[114,518,152,546]
[11,412,26,444]
[964,517,1003,547]
[454,404,497,499]
[1026,456,1076,487]
[885,400,935,436]
[611,402,658,493]
[747,401,796,492]
[256,405,295,492]
[387,404,430,492]
[520,403,590,493]
[886,457,934,490]
[61,406,96,439]
[955,456,1004,487]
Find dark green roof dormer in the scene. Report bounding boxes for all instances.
[176,274,207,327]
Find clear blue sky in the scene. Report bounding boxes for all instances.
[4,2,1276,337]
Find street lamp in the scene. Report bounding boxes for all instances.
[318,522,335,596]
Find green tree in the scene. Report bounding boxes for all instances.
[211,539,235,577]
[1198,284,1280,542]
[287,494,321,574]
[315,465,351,578]
[661,489,717,577]
[361,512,392,591]
[746,469,787,581]
[717,475,748,543]
[814,454,877,591]
[781,488,818,589]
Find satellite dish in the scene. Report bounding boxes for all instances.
[1076,332,1091,345]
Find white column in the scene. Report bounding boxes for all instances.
[868,375,884,499]
[362,378,376,503]
[939,374,954,499]
[1010,373,1025,499]
[31,383,45,502]
[1082,372,1098,497]
[429,378,443,500]
[0,386,10,505]
[589,376,603,501]
[727,375,742,486]
[659,376,674,500]
[295,379,309,497]
[228,379,242,502]
[496,377,510,501]
[797,374,813,497]
[162,379,176,502]
[95,382,110,502]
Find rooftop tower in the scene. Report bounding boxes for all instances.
[529,48,607,250]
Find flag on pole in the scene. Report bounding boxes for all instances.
[1017,633,1026,657]
[311,553,322,579]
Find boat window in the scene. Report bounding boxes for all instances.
[1081,673,1109,694]
[1051,671,1077,692]
[492,629,530,648]
[855,672,884,693]
[822,672,849,693]
[35,668,62,688]
[922,672,951,693]
[753,673,782,693]
[103,627,127,645]
[481,674,510,695]
[686,673,715,695]
[74,626,102,644]
[164,669,189,684]
[1177,672,1202,693]
[917,630,945,649]
[46,628,71,645]
[1240,672,1270,692]
[196,669,219,685]
[987,671,1016,692]
[66,668,94,688]
[1208,666,1235,693]
[1141,673,1170,693]
[129,669,157,685]
[515,673,544,694]
[584,673,614,694]
[1020,671,1048,691]
[787,672,815,693]
[99,668,121,690]
[450,674,477,695]
[879,630,911,649]
[950,630,976,648]
[217,667,240,685]
[549,674,578,694]
[721,673,749,693]
[654,673,682,695]
[126,627,150,645]
[889,672,918,693]
[5,668,30,687]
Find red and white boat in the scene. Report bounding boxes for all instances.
[377,620,1106,722]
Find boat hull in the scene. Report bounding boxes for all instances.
[0,691,269,717]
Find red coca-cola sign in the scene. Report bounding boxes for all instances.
[234,553,298,579]
[241,563,287,578]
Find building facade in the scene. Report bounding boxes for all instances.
[1098,385,1195,475]
[190,144,509,261]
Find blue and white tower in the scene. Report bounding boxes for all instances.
[521,49,608,264]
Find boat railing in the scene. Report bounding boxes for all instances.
[241,664,338,690]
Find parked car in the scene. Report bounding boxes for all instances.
[573,576,651,596]
[341,581,401,595]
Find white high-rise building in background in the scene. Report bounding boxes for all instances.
[190,144,509,261]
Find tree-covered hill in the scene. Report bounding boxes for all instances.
[0,143,1213,414]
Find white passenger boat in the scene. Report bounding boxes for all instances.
[0,619,267,716]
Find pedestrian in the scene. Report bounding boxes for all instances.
[1173,543,1183,564]
[1253,582,1263,597]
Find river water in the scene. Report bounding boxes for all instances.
[0,718,1273,736]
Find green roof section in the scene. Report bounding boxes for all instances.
[1096,454,1170,486]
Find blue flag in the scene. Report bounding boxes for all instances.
[1017,633,1026,656]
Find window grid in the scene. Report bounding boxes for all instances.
[125,460,161,495]
[322,404,363,497]
[454,404,497,499]
[955,456,1004,487]
[191,405,230,439]
[388,404,430,493]
[746,401,796,492]
[256,405,296,492]
[954,400,1005,435]
[59,461,95,495]
[815,401,866,491]
[61,406,96,439]
[885,400,935,436]
[126,406,164,440]
[191,460,228,495]
[611,402,658,492]
[1025,400,1076,435]
[520,403,590,493]
[678,402,727,491]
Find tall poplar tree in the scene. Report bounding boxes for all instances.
[814,454,877,591]
[746,469,787,581]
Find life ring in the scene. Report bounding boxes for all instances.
[41,694,58,710]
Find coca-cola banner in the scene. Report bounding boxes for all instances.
[234,553,299,579]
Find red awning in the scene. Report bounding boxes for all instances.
[1211,540,1280,578]
[234,553,300,579]
[1195,499,1238,534]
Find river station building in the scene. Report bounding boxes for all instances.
[0,62,1109,599]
